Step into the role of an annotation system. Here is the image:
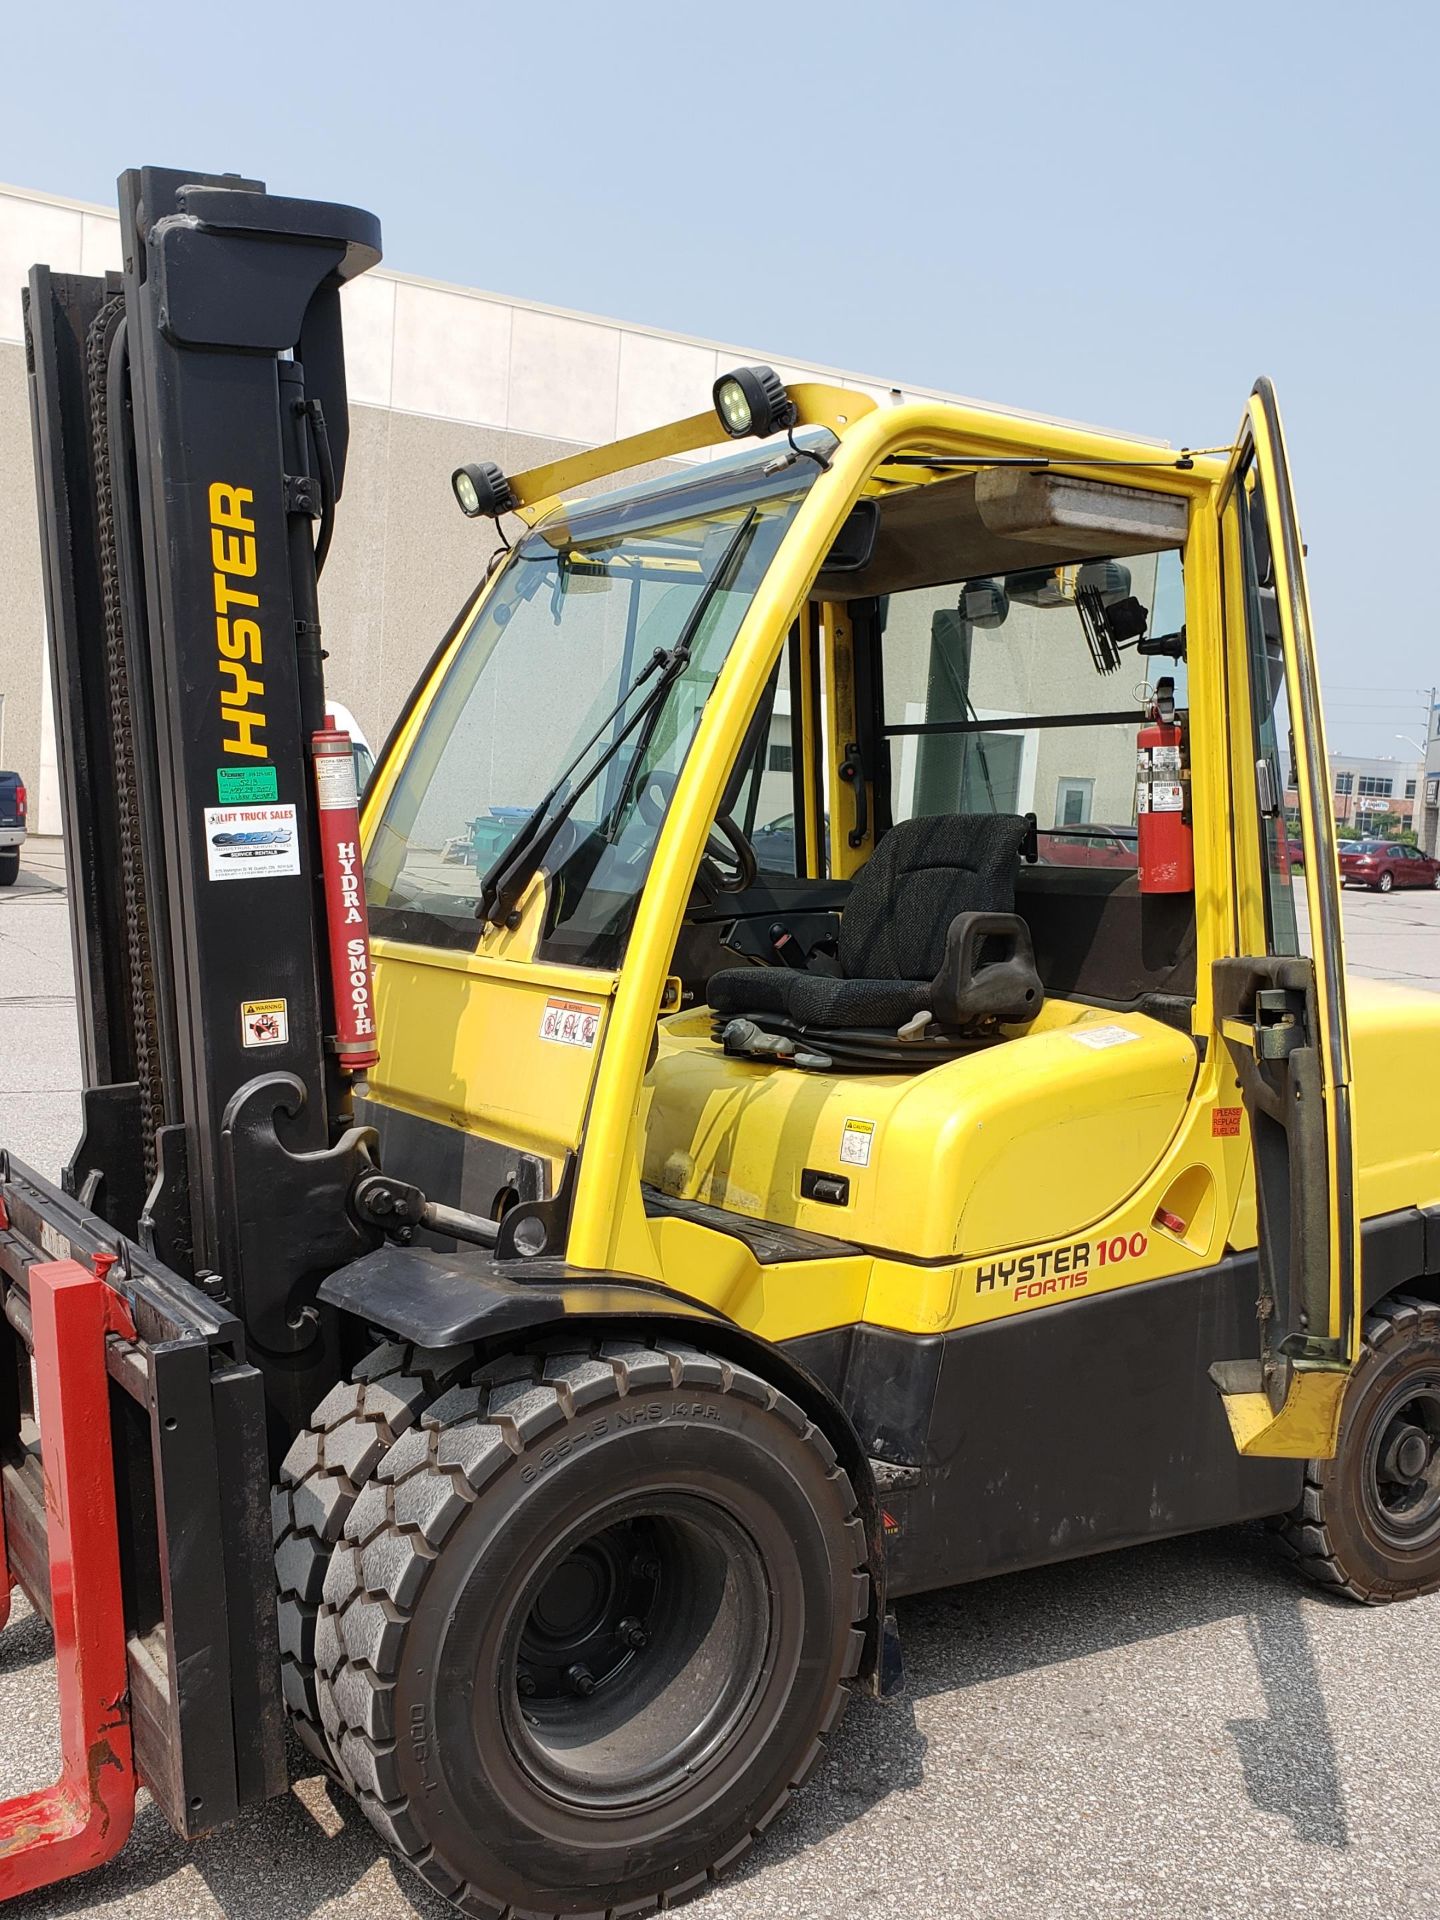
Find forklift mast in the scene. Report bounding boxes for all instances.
[26,167,383,1443]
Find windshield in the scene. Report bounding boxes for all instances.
[366,451,819,961]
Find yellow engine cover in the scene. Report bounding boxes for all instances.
[641,1002,1199,1262]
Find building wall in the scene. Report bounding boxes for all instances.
[1285,751,1423,835]
[4,178,1074,832]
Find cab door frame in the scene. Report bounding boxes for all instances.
[1212,377,1359,1456]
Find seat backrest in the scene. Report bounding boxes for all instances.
[838,813,1029,981]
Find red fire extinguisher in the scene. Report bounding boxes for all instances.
[1136,676,1194,893]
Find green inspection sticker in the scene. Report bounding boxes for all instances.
[216,765,279,803]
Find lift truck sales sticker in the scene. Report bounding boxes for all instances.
[539,998,600,1049]
[203,803,301,881]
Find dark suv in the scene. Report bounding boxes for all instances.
[0,773,25,886]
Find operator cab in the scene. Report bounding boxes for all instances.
[682,459,1196,1072]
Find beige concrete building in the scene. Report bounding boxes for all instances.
[2,178,1042,835]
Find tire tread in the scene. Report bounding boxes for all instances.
[272,1340,473,1758]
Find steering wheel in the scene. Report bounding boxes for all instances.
[636,768,758,897]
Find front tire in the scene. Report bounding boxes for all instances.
[1279,1294,1440,1602]
[314,1339,868,1918]
[272,1340,473,1762]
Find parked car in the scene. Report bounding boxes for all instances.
[751,812,831,875]
[1036,824,1137,868]
[0,772,26,886]
[1338,838,1440,892]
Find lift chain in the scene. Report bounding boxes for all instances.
[86,296,164,1184]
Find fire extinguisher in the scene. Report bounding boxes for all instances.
[1136,676,1194,893]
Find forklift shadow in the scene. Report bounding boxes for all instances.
[4,1524,1346,1918]
[724,1516,1348,1891]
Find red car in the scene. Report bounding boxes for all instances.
[1036,825,1137,868]
[1338,838,1440,892]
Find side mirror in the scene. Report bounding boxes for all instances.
[821,498,880,573]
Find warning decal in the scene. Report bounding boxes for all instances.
[1070,1024,1140,1050]
[204,803,300,881]
[840,1118,874,1167]
[1212,1105,1243,1137]
[539,998,600,1049]
[242,998,289,1048]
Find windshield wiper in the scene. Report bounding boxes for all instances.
[477,505,760,928]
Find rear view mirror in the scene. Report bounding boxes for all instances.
[821,498,880,572]
[958,576,1009,628]
[1076,560,1132,605]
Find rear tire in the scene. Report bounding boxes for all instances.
[0,850,17,887]
[314,1339,869,1919]
[272,1340,473,1762]
[1378,870,1394,893]
[1278,1294,1440,1602]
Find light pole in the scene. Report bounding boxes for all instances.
[1396,735,1425,839]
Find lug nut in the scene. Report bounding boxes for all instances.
[566,1663,596,1697]
[618,1616,648,1649]
[517,1671,536,1698]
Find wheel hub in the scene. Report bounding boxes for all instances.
[1365,1379,1440,1548]
[516,1519,660,1700]
[502,1495,772,1811]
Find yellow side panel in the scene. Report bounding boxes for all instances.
[643,1003,1196,1262]
[368,940,615,1172]
[644,1216,870,1341]
[1346,978,1440,1219]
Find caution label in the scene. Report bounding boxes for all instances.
[840,1118,874,1167]
[1212,1105,1243,1137]
[242,998,289,1048]
[314,754,359,813]
[1070,1024,1140,1050]
[539,998,600,1049]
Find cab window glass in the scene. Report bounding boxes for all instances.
[1236,465,1302,956]
[880,549,1186,868]
[725,649,801,876]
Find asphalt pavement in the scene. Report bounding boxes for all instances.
[4,839,1440,1920]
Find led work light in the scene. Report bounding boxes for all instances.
[451,461,516,520]
[712,364,798,440]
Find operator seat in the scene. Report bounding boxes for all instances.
[707,812,1044,1070]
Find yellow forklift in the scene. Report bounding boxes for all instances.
[6,164,1440,1919]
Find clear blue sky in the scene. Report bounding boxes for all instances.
[8,0,1436,757]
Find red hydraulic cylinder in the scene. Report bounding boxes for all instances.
[0,1260,137,1898]
[311,724,380,1075]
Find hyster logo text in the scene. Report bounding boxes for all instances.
[975,1240,1091,1298]
[973,1229,1149,1301]
[210,483,267,759]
